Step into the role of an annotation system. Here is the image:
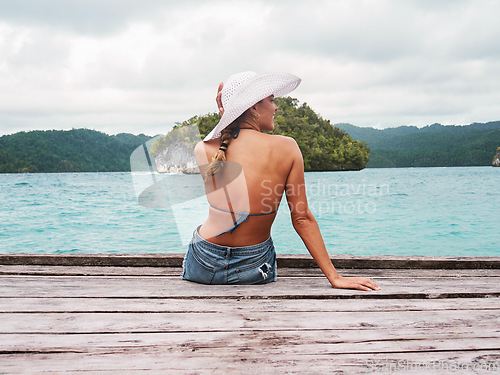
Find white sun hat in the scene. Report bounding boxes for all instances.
[203,71,301,141]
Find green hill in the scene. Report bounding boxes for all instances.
[0,129,151,173]
[336,122,500,167]
[272,98,370,171]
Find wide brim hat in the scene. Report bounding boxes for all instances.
[203,71,301,141]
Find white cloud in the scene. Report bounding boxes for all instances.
[0,0,499,136]
[0,0,170,35]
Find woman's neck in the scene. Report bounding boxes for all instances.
[237,121,260,132]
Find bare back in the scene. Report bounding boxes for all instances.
[195,128,300,246]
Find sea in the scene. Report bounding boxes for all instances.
[0,167,498,256]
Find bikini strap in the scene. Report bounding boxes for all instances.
[209,204,278,237]
[231,127,240,139]
[209,204,278,216]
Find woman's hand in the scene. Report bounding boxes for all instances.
[330,275,381,291]
[216,82,224,116]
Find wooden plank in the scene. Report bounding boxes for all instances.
[277,254,500,270]
[0,337,498,372]
[1,327,499,352]
[279,267,500,278]
[0,275,498,299]
[1,265,498,278]
[1,297,498,313]
[0,346,499,374]
[1,253,499,269]
[1,309,498,334]
[2,351,498,375]
[0,265,178,276]
[0,253,185,267]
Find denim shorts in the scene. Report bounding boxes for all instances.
[182,227,277,285]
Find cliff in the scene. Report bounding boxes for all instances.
[154,142,199,174]
[493,147,500,167]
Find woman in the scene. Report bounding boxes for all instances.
[182,71,380,291]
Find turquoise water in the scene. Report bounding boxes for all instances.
[0,167,498,256]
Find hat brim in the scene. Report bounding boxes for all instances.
[203,72,301,141]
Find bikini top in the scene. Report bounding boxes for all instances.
[209,204,278,237]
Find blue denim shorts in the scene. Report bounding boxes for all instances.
[182,227,277,285]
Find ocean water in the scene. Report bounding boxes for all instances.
[0,167,498,256]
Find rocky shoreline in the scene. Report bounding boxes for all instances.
[493,147,500,167]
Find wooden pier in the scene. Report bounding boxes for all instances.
[0,254,499,374]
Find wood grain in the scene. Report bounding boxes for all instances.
[0,256,498,374]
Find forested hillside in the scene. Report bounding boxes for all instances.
[0,129,151,173]
[2,112,498,173]
[336,122,500,167]
[272,98,370,171]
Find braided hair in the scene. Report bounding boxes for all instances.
[205,126,234,178]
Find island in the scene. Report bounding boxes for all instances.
[150,97,370,173]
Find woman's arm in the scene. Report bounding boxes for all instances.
[284,139,380,291]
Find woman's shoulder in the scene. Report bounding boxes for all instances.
[265,133,298,146]
[265,134,301,154]
[195,139,218,154]
[194,140,205,158]
[194,140,218,165]
[194,140,205,152]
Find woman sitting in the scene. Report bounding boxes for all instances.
[182,71,380,291]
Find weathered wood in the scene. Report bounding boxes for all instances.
[1,253,499,269]
[1,297,499,313]
[0,275,498,299]
[1,265,499,277]
[0,265,179,276]
[0,253,185,268]
[1,328,499,352]
[277,254,500,270]
[1,309,499,334]
[0,258,498,374]
[1,350,499,374]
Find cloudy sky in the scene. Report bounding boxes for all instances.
[1,0,499,136]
